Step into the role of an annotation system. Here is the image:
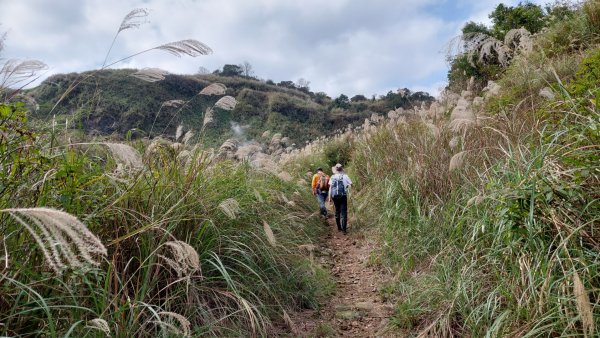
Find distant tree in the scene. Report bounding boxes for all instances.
[266,79,275,85]
[222,64,243,77]
[277,80,296,90]
[333,94,350,109]
[296,78,310,92]
[239,61,254,78]
[197,66,209,75]
[350,94,368,102]
[314,92,331,104]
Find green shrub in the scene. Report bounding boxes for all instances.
[569,48,600,97]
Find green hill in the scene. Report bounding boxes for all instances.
[28,70,434,146]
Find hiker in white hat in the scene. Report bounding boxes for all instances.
[328,163,353,234]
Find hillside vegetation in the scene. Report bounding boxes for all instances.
[27,70,433,147]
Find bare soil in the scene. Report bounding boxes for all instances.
[285,213,398,337]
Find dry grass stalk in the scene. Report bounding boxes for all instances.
[466,195,484,207]
[175,125,184,141]
[277,171,293,182]
[131,68,168,82]
[449,136,460,150]
[162,99,185,108]
[504,28,533,54]
[103,143,143,168]
[0,59,48,88]
[203,108,214,127]
[182,130,194,145]
[219,198,240,220]
[118,8,149,32]
[449,118,476,134]
[263,221,277,247]
[159,241,200,278]
[2,208,107,272]
[449,151,467,172]
[573,270,594,336]
[87,318,110,335]
[155,39,212,57]
[199,83,226,96]
[214,96,237,110]
[158,311,191,337]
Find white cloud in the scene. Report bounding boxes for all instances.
[0,0,548,97]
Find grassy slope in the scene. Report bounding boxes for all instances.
[27,70,433,147]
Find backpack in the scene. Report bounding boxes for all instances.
[317,175,329,191]
[330,174,346,198]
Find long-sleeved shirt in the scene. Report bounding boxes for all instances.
[328,173,352,198]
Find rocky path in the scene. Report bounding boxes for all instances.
[287,214,396,337]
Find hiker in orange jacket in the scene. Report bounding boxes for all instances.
[311,167,330,217]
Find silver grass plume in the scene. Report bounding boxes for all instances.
[87,318,110,336]
[573,270,594,336]
[214,96,237,110]
[203,108,215,127]
[159,240,200,278]
[103,143,143,168]
[162,99,185,108]
[175,125,184,141]
[154,39,213,57]
[118,8,149,33]
[504,28,533,54]
[219,198,240,220]
[158,312,191,337]
[263,221,277,247]
[199,83,227,96]
[2,208,107,273]
[449,151,467,172]
[0,59,48,88]
[182,130,194,145]
[131,68,168,82]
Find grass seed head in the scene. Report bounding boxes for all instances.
[199,83,227,95]
[2,208,107,273]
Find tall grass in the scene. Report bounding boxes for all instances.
[0,106,332,336]
[317,3,600,336]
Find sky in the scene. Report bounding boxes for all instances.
[0,0,546,98]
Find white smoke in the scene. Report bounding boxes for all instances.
[230,121,249,138]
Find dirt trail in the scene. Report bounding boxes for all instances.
[287,212,396,337]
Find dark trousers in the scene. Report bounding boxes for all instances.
[332,195,348,232]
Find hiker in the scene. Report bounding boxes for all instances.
[311,168,330,217]
[328,163,353,234]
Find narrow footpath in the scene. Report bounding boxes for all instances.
[288,213,396,337]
